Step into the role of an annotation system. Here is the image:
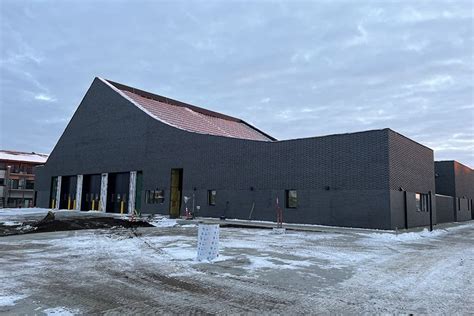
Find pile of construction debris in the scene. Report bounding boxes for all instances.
[0,211,152,236]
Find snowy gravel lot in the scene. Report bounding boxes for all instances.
[0,211,473,314]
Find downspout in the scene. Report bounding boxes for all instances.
[403,190,408,229]
[429,191,433,231]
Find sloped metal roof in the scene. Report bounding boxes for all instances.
[101,78,275,142]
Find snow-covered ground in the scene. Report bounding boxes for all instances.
[0,207,51,217]
[0,212,473,314]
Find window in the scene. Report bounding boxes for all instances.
[0,178,4,186]
[11,164,20,173]
[146,190,154,204]
[286,190,297,208]
[154,190,164,203]
[26,180,34,190]
[10,179,19,189]
[416,193,429,212]
[146,190,164,204]
[208,190,216,206]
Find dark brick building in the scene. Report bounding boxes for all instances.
[435,161,473,223]
[36,77,441,229]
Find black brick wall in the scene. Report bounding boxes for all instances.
[435,161,456,197]
[435,160,474,220]
[436,195,455,223]
[388,130,436,228]
[453,161,474,199]
[36,78,437,230]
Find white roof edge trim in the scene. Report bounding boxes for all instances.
[97,77,272,142]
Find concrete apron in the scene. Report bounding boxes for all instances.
[176,217,474,235]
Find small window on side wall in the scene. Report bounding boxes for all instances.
[286,190,297,208]
[146,190,156,204]
[208,190,216,206]
[416,193,429,212]
[146,190,164,204]
[156,190,165,204]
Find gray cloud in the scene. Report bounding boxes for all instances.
[0,0,473,166]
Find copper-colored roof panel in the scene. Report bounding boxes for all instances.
[120,89,273,141]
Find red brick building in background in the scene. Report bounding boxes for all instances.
[0,150,48,208]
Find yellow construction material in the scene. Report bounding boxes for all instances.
[120,200,125,214]
[92,200,95,211]
[73,200,76,210]
[68,197,71,210]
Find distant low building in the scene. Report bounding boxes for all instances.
[0,150,48,208]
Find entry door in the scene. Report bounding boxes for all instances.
[169,169,183,218]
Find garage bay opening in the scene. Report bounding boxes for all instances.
[107,172,130,214]
[82,174,101,211]
[59,175,77,210]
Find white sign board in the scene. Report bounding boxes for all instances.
[197,224,219,261]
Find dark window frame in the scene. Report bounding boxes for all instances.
[285,189,298,209]
[154,190,164,204]
[416,193,429,212]
[10,179,19,189]
[208,190,216,206]
[25,180,34,190]
[146,189,165,204]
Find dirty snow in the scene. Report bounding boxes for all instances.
[0,221,21,226]
[147,217,178,227]
[359,227,447,243]
[0,294,27,307]
[0,208,51,217]
[43,307,80,315]
[0,218,473,313]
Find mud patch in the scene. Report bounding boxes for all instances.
[0,216,152,237]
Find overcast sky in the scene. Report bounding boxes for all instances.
[0,0,473,166]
